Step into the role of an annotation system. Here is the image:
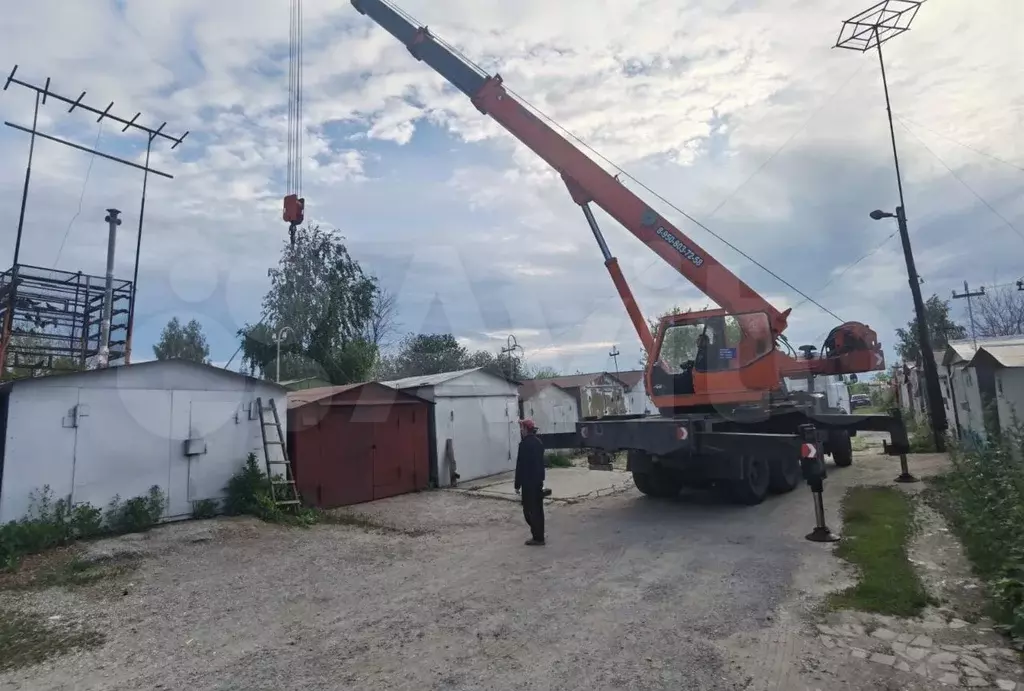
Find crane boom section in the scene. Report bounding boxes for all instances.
[351,0,790,335]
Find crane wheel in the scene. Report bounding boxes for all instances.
[830,431,854,468]
[729,455,771,505]
[632,466,683,499]
[767,455,801,494]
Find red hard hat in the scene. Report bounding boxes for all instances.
[520,418,537,431]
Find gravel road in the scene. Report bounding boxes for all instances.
[0,445,945,691]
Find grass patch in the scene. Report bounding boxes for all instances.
[0,606,105,672]
[926,421,1024,638]
[828,486,932,617]
[544,451,574,468]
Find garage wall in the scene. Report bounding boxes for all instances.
[523,386,578,434]
[0,362,285,523]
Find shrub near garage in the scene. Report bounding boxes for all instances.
[0,485,165,571]
[931,419,1024,639]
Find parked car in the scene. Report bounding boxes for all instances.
[850,393,872,409]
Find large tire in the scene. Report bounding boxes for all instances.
[632,465,683,499]
[767,455,801,494]
[830,430,853,468]
[729,455,771,505]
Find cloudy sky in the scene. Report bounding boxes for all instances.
[0,0,1021,376]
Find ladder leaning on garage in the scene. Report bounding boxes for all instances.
[256,397,302,508]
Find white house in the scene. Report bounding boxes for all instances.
[0,359,286,524]
[381,368,519,488]
[518,381,579,435]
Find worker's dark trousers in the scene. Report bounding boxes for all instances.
[521,484,545,541]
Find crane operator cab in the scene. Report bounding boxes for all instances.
[648,309,778,409]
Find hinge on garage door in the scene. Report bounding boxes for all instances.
[256,397,302,509]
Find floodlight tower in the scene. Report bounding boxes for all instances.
[836,1,947,455]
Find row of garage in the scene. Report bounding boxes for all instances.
[0,361,522,522]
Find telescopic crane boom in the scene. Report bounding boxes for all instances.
[352,0,885,413]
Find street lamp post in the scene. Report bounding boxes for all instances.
[273,326,293,383]
[838,1,947,453]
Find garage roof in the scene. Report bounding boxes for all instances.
[380,366,517,390]
[287,381,429,409]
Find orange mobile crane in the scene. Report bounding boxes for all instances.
[352,0,911,516]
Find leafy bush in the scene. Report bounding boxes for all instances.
[544,452,574,469]
[1,487,112,570]
[191,499,219,520]
[104,486,166,535]
[930,420,1024,638]
[223,453,318,526]
[224,453,271,517]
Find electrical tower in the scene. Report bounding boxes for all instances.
[1,65,186,372]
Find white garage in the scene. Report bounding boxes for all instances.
[0,359,286,523]
[382,368,519,488]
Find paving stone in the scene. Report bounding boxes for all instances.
[816,625,837,636]
[937,663,959,672]
[942,644,966,652]
[850,624,867,636]
[913,663,930,677]
[897,633,916,643]
[870,653,897,666]
[965,677,990,688]
[968,644,988,651]
[950,619,970,629]
[835,638,849,648]
[996,680,1017,690]
[963,665,983,678]
[851,648,868,659]
[821,636,836,649]
[983,648,1002,657]
[930,652,959,665]
[911,635,934,648]
[873,628,898,641]
[892,641,907,653]
[962,655,993,673]
[923,621,946,630]
[895,661,912,673]
[904,647,930,661]
[937,672,961,685]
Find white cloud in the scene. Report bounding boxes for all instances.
[0,0,1021,377]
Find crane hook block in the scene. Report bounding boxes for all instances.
[283,194,305,225]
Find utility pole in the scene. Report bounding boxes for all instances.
[608,345,620,375]
[951,281,985,349]
[837,1,947,453]
[97,209,121,369]
[272,326,293,383]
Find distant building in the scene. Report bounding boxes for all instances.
[615,370,655,416]
[280,377,332,391]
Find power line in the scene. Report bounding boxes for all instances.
[896,113,1024,175]
[895,115,1024,246]
[53,119,104,267]
[794,230,899,312]
[392,4,844,323]
[703,61,867,221]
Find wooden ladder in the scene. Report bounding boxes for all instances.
[256,397,301,508]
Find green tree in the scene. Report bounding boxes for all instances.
[894,294,967,364]
[153,317,210,363]
[529,366,561,379]
[238,224,378,384]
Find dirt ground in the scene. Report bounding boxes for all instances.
[1,436,1020,690]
